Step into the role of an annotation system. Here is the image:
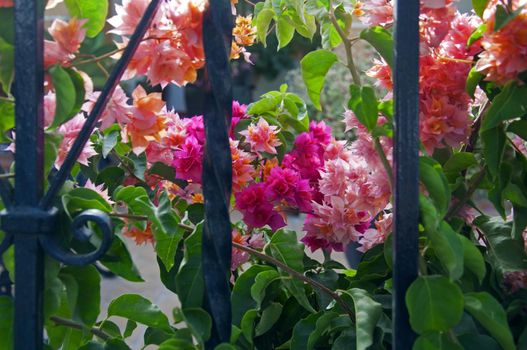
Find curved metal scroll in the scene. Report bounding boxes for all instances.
[201,0,234,347]
[40,209,113,266]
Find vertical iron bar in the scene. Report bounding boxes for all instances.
[392,0,420,348]
[13,0,45,349]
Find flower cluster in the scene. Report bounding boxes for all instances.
[364,1,481,152]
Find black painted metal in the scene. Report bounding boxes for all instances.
[201,0,234,347]
[392,0,420,348]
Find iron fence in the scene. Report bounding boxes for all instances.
[0,0,419,349]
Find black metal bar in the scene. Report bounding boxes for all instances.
[13,0,45,349]
[392,0,420,348]
[40,0,162,209]
[201,0,233,347]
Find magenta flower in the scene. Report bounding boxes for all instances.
[235,183,286,231]
[172,136,203,183]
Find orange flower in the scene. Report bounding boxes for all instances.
[233,15,256,47]
[262,157,279,180]
[124,223,154,245]
[191,192,204,203]
[48,17,88,54]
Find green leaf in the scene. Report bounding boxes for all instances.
[176,223,204,308]
[474,215,527,274]
[443,152,477,182]
[507,120,527,141]
[467,23,487,46]
[0,8,14,45]
[255,302,283,336]
[291,313,321,350]
[50,65,76,128]
[62,187,113,216]
[472,0,489,17]
[419,157,451,217]
[493,4,524,31]
[256,9,275,46]
[232,265,274,326]
[276,16,295,49]
[108,294,173,333]
[158,338,195,350]
[64,0,109,37]
[102,129,119,158]
[464,292,515,350]
[429,221,464,281]
[459,235,486,284]
[458,334,501,349]
[306,311,339,350]
[100,235,143,282]
[465,66,484,98]
[240,309,258,344]
[348,85,379,131]
[0,100,14,142]
[481,126,506,179]
[300,49,338,110]
[135,192,183,270]
[265,229,315,312]
[481,83,527,131]
[360,26,394,68]
[0,37,13,94]
[250,269,281,309]
[342,289,382,350]
[413,332,463,350]
[406,276,464,334]
[182,308,212,344]
[148,162,179,184]
[95,167,125,194]
[123,320,137,338]
[61,265,101,326]
[0,296,13,350]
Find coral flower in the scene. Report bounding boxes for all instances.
[359,0,394,27]
[48,17,88,55]
[0,0,13,7]
[231,139,256,192]
[231,231,250,270]
[239,118,281,154]
[233,15,256,46]
[83,86,131,130]
[124,223,155,245]
[108,0,151,36]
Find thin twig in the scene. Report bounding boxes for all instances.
[374,137,393,189]
[50,316,111,341]
[0,173,14,179]
[445,169,486,220]
[328,3,361,86]
[232,241,356,320]
[110,212,148,221]
[110,150,145,185]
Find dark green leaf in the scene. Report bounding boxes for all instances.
[255,302,282,336]
[343,289,382,350]
[100,235,143,282]
[0,100,14,142]
[443,152,477,182]
[472,0,489,17]
[183,307,212,344]
[250,269,281,309]
[430,221,464,281]
[61,265,101,326]
[176,223,204,308]
[291,313,321,350]
[102,129,119,158]
[108,294,173,333]
[406,276,464,334]
[306,311,339,350]
[0,37,13,94]
[413,332,463,350]
[507,120,527,141]
[464,292,515,350]
[265,229,315,312]
[50,65,77,128]
[481,126,506,179]
[300,49,338,110]
[466,66,484,98]
[0,296,13,350]
[62,187,113,216]
[419,157,451,217]
[481,83,527,131]
[123,320,137,338]
[459,235,486,284]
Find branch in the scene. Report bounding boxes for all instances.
[374,137,393,189]
[49,316,112,341]
[232,241,356,320]
[445,169,486,220]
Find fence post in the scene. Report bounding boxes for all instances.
[12,0,45,348]
[392,0,420,348]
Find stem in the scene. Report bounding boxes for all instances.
[73,48,124,66]
[49,316,111,341]
[0,173,14,179]
[110,212,148,221]
[232,241,356,320]
[328,6,361,86]
[445,169,486,220]
[374,137,394,189]
[110,150,145,185]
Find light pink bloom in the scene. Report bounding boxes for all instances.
[48,17,88,54]
[55,114,97,168]
[83,86,132,130]
[231,139,256,192]
[108,0,151,36]
[44,92,56,127]
[84,179,114,205]
[359,0,394,27]
[239,118,281,154]
[0,0,13,7]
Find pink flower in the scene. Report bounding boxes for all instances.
[231,100,248,136]
[231,231,250,270]
[186,115,205,144]
[359,0,394,27]
[0,0,13,7]
[265,167,312,212]
[83,86,131,130]
[358,213,392,252]
[318,159,351,198]
[48,17,88,55]
[439,13,482,59]
[148,41,199,88]
[235,183,286,231]
[44,40,71,68]
[108,0,151,36]
[44,92,56,127]
[172,136,203,183]
[239,118,281,154]
[84,179,114,205]
[55,114,97,168]
[366,59,393,90]
[309,121,332,145]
